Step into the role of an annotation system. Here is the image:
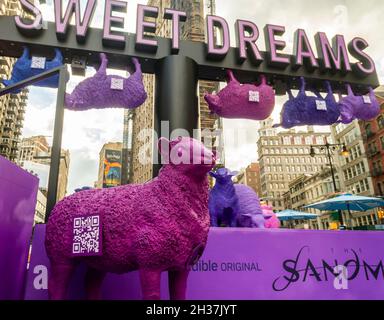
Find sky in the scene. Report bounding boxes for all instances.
[20,0,384,194]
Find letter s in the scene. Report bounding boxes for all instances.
[33,265,48,290]
[15,0,44,31]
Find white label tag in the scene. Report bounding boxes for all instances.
[111,78,124,90]
[249,90,260,103]
[31,57,46,69]
[363,96,372,104]
[316,100,327,111]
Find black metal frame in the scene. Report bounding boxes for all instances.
[0,16,379,94]
[0,65,68,222]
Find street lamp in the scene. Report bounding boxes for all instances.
[310,137,349,226]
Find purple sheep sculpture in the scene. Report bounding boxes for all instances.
[209,168,268,228]
[204,70,275,121]
[208,169,240,227]
[45,137,216,300]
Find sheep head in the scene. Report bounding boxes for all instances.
[209,168,239,185]
[158,136,216,176]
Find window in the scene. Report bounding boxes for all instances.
[365,124,372,136]
[305,136,313,145]
[316,136,324,145]
[294,137,302,145]
[378,116,384,129]
[364,179,370,191]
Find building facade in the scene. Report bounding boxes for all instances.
[238,163,262,196]
[358,94,384,196]
[329,121,377,227]
[0,0,30,162]
[287,169,342,230]
[34,188,47,224]
[258,118,332,212]
[131,0,222,183]
[18,136,70,201]
[96,142,123,189]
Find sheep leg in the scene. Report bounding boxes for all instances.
[85,267,106,300]
[168,269,189,300]
[139,270,162,300]
[210,215,219,227]
[48,263,75,300]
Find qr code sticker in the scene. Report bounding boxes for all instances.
[111,78,124,90]
[31,56,46,69]
[363,95,372,104]
[72,215,102,257]
[249,90,260,103]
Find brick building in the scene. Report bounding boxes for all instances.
[358,93,384,196]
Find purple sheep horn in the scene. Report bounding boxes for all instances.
[204,94,220,113]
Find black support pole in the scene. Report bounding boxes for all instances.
[45,66,68,222]
[152,55,198,178]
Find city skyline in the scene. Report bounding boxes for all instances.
[12,0,384,193]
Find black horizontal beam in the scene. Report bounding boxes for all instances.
[0,65,65,97]
[0,16,379,94]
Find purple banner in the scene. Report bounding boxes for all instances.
[0,156,38,300]
[25,224,384,300]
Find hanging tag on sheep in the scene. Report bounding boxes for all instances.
[316,100,327,111]
[249,90,260,103]
[31,56,46,69]
[363,95,372,104]
[72,215,103,257]
[111,78,124,90]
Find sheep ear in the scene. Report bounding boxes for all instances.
[158,137,170,158]
[209,171,217,178]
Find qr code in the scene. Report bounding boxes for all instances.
[249,90,260,103]
[31,56,46,69]
[111,78,124,90]
[72,215,102,256]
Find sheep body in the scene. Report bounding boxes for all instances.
[261,204,281,229]
[45,137,215,300]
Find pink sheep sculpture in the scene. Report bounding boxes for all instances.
[45,137,216,300]
[261,204,280,229]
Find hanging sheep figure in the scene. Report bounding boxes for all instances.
[45,137,216,300]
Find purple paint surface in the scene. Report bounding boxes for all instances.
[0,156,38,300]
[26,224,384,300]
